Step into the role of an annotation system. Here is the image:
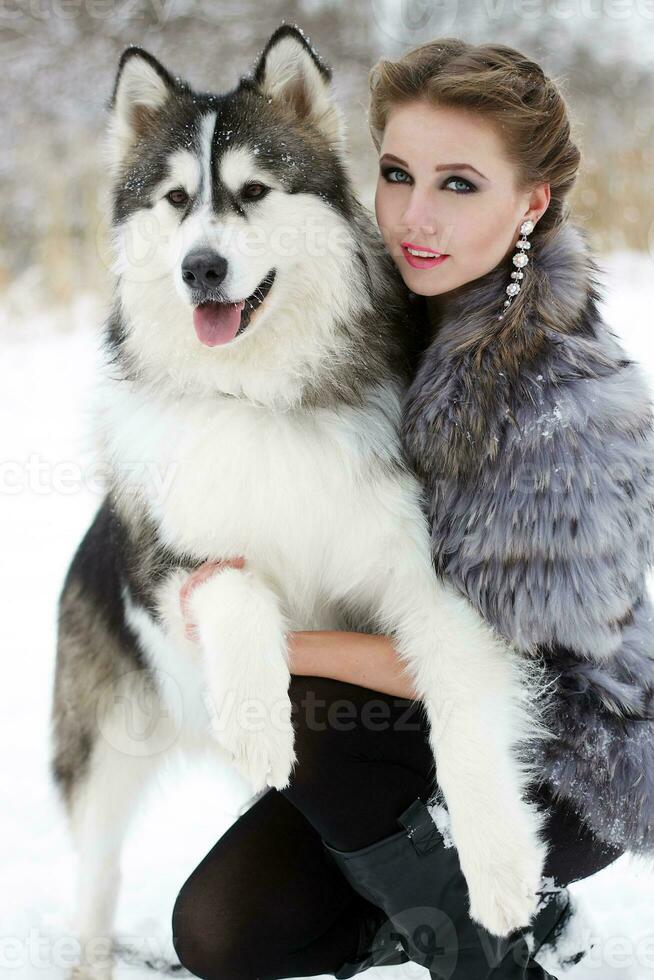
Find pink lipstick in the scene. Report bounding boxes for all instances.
[401,241,449,270]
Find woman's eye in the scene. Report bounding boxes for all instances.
[444,176,476,194]
[380,167,475,194]
[381,166,411,184]
[242,182,269,200]
[166,188,189,208]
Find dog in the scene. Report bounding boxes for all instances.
[50,24,552,979]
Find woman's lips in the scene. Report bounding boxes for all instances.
[401,244,450,269]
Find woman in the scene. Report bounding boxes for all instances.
[172,38,654,980]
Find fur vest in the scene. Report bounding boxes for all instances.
[401,220,654,856]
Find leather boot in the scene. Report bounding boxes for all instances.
[332,900,410,978]
[324,795,568,979]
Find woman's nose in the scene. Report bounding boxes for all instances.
[400,192,437,238]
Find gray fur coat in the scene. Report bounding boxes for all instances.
[401,220,654,856]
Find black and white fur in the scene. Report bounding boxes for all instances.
[51,25,553,979]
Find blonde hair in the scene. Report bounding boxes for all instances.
[368,38,581,240]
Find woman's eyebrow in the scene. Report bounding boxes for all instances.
[379,153,409,167]
[380,153,487,180]
[435,162,488,180]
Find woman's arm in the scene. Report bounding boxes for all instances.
[180,562,418,699]
[287,630,420,699]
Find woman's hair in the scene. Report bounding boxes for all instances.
[368,38,581,239]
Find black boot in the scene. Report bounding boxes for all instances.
[332,900,410,978]
[324,796,568,979]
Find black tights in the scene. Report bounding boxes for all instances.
[172,675,623,980]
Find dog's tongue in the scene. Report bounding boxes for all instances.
[193,301,245,347]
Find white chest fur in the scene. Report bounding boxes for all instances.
[100,380,407,597]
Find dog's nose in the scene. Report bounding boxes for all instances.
[181,249,228,290]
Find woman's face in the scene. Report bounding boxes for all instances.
[374,99,550,298]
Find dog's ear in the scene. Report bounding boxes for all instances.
[253,25,345,150]
[105,47,177,172]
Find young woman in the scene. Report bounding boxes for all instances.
[171,39,654,980]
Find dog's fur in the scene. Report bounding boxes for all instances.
[50,25,554,978]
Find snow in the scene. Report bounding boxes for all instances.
[2,253,654,979]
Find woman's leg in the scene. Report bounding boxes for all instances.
[282,674,625,887]
[172,674,624,980]
[282,675,625,977]
[172,784,376,980]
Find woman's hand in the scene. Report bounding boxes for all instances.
[179,558,246,642]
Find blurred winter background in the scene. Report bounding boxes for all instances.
[2,0,654,978]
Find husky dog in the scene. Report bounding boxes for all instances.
[51,24,552,979]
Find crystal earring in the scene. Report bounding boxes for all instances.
[497,218,535,321]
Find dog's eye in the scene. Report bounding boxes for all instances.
[242,183,269,200]
[166,188,189,208]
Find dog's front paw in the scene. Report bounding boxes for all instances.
[214,698,296,792]
[465,858,540,938]
[203,649,297,793]
[190,564,297,792]
[459,822,546,937]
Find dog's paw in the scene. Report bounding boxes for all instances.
[459,822,546,937]
[189,564,296,792]
[222,711,297,792]
[203,649,297,793]
[466,859,540,937]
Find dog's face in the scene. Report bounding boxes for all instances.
[105,26,364,402]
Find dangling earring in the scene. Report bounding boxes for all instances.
[497,218,535,321]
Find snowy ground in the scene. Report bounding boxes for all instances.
[2,251,654,980]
